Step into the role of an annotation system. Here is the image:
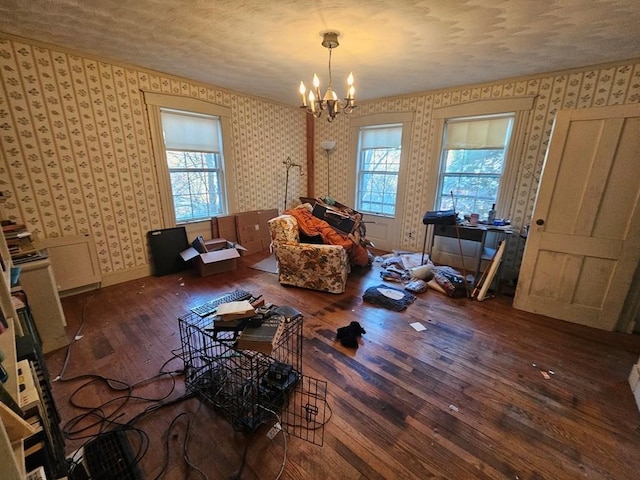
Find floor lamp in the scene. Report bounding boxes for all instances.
[320,140,336,199]
[283,156,302,211]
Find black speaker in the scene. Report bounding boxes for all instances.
[147,227,189,276]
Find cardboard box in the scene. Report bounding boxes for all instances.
[211,215,238,242]
[236,209,279,255]
[180,238,246,276]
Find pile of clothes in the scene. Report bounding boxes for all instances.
[377,252,469,298]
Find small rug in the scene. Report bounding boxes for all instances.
[249,255,279,274]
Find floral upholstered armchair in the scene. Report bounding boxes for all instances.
[268,214,350,294]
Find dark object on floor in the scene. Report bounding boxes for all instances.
[81,429,142,480]
[363,284,416,311]
[147,226,189,276]
[434,271,468,298]
[405,279,428,294]
[336,321,366,348]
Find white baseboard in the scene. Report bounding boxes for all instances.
[101,264,153,287]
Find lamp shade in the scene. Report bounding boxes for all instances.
[320,140,336,151]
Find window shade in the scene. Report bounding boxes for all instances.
[161,110,221,151]
[445,117,512,149]
[361,125,402,148]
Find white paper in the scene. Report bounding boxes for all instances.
[410,322,426,331]
[377,287,405,300]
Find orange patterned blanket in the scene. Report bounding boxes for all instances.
[284,206,370,267]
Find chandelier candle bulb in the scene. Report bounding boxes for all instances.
[347,73,354,99]
[313,73,321,99]
[309,91,316,112]
[299,82,307,106]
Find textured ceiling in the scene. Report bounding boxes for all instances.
[1,0,639,106]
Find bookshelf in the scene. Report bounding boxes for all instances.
[1,215,32,479]
[1,207,67,478]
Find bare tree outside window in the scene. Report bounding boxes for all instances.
[436,115,514,219]
[166,151,224,222]
[356,124,403,216]
[160,109,227,222]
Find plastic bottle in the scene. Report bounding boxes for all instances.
[488,203,496,224]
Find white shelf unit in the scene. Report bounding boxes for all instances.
[1,221,34,480]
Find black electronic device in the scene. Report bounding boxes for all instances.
[273,305,303,322]
[81,429,142,480]
[190,289,253,317]
[259,362,299,408]
[147,227,189,276]
[422,209,457,225]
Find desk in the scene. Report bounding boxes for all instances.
[423,223,512,285]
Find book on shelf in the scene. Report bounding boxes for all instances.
[18,359,41,417]
[236,315,284,355]
[2,223,28,235]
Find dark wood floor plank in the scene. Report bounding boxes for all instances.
[44,252,640,479]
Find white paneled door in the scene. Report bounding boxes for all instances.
[514,104,640,330]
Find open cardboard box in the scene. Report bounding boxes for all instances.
[180,238,246,276]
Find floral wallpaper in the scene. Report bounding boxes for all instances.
[0,37,306,278]
[316,60,640,274]
[1,34,639,280]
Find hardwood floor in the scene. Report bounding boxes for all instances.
[46,251,640,480]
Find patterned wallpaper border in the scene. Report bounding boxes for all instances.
[1,34,639,278]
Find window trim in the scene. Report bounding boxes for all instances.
[436,112,515,215]
[143,92,236,227]
[429,96,535,220]
[356,123,403,216]
[348,112,414,218]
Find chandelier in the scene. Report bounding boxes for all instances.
[299,31,356,122]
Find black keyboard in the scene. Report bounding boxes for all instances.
[190,289,253,317]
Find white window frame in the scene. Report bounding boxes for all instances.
[144,92,236,227]
[348,112,414,218]
[355,123,403,216]
[428,97,535,221]
[435,113,515,218]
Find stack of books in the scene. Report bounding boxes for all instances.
[2,223,47,264]
[236,315,284,355]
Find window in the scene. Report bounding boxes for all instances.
[355,124,403,216]
[160,109,227,223]
[435,114,514,219]
[143,92,235,227]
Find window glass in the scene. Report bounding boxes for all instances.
[160,109,227,223]
[436,114,514,219]
[356,124,402,216]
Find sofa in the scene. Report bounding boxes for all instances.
[268,213,351,294]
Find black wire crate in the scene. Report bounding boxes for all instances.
[281,374,328,446]
[178,307,325,442]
